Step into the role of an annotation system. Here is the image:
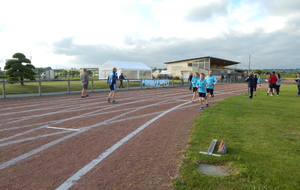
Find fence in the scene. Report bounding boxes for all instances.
[1,77,248,99]
[0,78,189,99]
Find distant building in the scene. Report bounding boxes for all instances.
[164,56,244,82]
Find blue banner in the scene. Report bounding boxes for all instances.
[142,79,169,86]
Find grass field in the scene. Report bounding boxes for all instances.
[174,84,300,190]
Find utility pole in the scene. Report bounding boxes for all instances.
[248,54,251,73]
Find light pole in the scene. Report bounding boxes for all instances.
[248,54,251,73]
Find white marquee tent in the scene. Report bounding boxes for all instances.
[99,60,152,79]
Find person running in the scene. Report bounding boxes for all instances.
[275,73,283,96]
[107,67,118,103]
[188,73,193,91]
[196,73,208,110]
[245,72,255,99]
[191,72,200,102]
[257,75,262,90]
[205,70,217,98]
[80,68,89,98]
[118,73,125,88]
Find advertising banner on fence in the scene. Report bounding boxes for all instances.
[142,79,169,87]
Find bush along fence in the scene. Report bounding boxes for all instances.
[0,78,189,99]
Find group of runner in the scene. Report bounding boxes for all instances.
[189,70,217,110]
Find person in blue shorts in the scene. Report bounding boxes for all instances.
[107,67,118,103]
[205,70,217,98]
[196,73,208,110]
[191,72,200,102]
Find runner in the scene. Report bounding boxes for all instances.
[205,70,217,98]
[196,73,208,110]
[107,67,118,103]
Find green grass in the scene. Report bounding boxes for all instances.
[0,80,142,94]
[174,84,300,190]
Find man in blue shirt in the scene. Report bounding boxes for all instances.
[205,70,217,98]
[119,73,126,88]
[107,67,118,103]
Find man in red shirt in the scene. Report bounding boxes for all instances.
[267,71,277,96]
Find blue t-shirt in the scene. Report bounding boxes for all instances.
[205,75,217,89]
[196,79,207,93]
[107,71,117,85]
[191,76,200,87]
[257,78,262,84]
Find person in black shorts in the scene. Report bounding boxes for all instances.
[191,72,200,102]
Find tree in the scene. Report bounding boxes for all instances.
[87,70,93,76]
[253,69,264,75]
[4,52,36,85]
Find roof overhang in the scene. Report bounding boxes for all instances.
[164,56,240,67]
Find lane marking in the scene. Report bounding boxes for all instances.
[46,126,81,132]
[56,101,190,190]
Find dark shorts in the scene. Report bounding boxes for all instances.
[192,87,198,92]
[270,83,276,88]
[198,92,206,98]
[82,83,88,89]
[109,84,116,91]
[207,88,214,95]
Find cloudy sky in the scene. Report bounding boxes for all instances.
[1,0,300,71]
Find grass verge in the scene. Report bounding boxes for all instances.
[174,84,300,190]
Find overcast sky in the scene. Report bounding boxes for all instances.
[1,0,300,71]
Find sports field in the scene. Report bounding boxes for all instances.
[0,82,271,189]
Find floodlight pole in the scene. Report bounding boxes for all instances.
[248,54,251,73]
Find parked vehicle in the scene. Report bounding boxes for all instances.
[157,74,173,79]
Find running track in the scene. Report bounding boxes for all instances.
[0,82,270,189]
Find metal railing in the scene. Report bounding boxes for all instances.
[0,78,188,99]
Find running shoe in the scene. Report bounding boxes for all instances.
[199,107,204,110]
[81,96,85,98]
[85,95,89,97]
[107,98,111,102]
[206,104,209,107]
[112,100,117,104]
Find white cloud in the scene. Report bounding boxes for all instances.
[1,0,300,70]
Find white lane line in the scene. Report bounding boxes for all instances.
[46,126,81,132]
[56,101,190,190]
[0,126,45,142]
[0,130,71,147]
[0,130,83,170]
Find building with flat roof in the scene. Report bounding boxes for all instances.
[164,56,244,82]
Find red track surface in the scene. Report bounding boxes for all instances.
[0,82,274,189]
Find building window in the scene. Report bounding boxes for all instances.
[188,63,192,67]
